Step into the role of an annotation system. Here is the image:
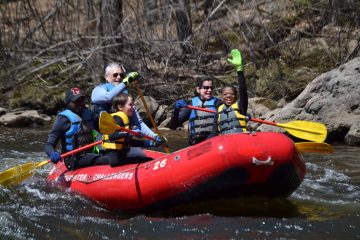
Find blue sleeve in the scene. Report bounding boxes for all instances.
[44,116,70,156]
[169,105,191,130]
[91,83,128,104]
[129,109,157,138]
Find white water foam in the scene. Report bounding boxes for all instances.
[293,162,360,204]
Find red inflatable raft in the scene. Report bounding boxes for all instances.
[47,132,305,212]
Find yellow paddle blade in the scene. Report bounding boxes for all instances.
[277,120,327,143]
[0,160,49,187]
[295,142,334,154]
[99,111,117,135]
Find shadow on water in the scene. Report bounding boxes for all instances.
[145,198,304,218]
[66,194,347,223]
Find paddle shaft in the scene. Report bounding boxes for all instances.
[134,80,170,153]
[186,105,321,134]
[59,140,102,159]
[0,140,103,186]
[114,125,156,141]
[45,140,103,163]
[47,140,103,163]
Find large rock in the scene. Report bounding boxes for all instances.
[258,57,360,146]
[0,107,7,116]
[134,95,159,126]
[0,110,51,127]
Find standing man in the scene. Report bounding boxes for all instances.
[45,87,109,170]
[91,62,165,145]
[169,76,222,145]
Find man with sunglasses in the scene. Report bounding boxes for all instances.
[91,62,134,115]
[170,76,221,145]
[170,49,248,145]
[91,62,164,145]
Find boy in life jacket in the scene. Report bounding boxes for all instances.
[44,88,109,170]
[207,49,249,137]
[102,93,164,167]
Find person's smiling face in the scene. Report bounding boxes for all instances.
[196,80,214,101]
[118,96,135,117]
[105,66,126,86]
[221,87,237,106]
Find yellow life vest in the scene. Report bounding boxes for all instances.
[102,111,130,150]
[217,103,247,134]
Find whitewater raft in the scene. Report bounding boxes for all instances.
[47,132,306,212]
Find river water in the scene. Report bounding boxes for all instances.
[0,126,359,239]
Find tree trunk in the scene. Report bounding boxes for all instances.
[204,0,214,15]
[101,0,123,60]
[173,0,193,54]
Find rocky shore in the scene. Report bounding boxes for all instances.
[1,57,359,146]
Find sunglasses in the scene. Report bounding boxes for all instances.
[113,72,126,78]
[200,86,214,90]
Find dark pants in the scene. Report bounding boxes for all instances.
[65,153,109,170]
[105,148,153,167]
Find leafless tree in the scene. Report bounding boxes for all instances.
[0,0,359,111]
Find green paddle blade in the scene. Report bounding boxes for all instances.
[277,120,327,143]
[295,142,334,154]
[99,111,117,135]
[0,160,48,187]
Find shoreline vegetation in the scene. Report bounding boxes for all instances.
[0,0,359,146]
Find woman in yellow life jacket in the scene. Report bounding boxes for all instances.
[102,93,159,167]
[207,49,249,137]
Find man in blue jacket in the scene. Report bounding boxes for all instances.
[91,62,166,146]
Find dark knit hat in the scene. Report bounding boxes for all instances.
[65,87,85,104]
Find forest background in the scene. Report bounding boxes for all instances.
[0,0,359,116]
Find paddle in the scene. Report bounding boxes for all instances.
[99,111,156,140]
[134,80,171,153]
[186,105,327,143]
[0,140,102,187]
[295,142,334,154]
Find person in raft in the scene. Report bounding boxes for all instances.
[44,87,109,170]
[207,49,249,138]
[169,75,222,146]
[102,93,165,167]
[90,62,165,146]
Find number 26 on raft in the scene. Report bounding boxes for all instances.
[153,159,167,171]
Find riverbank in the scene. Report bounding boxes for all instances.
[1,57,359,146]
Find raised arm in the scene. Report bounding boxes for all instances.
[91,83,128,104]
[237,71,248,115]
[228,49,248,115]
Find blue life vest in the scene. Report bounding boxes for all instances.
[58,109,95,152]
[91,83,128,114]
[188,96,217,142]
